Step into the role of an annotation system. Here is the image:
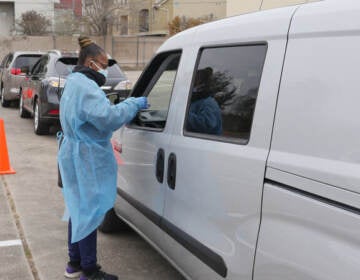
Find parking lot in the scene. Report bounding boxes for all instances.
[0,78,185,280]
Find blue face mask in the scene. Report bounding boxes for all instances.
[91,61,108,79]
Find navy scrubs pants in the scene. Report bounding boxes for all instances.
[68,220,97,273]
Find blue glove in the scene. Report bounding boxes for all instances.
[135,96,149,110]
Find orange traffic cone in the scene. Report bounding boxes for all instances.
[0,119,16,174]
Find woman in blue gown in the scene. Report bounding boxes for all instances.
[58,36,148,280]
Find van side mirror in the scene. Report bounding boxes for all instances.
[106,92,121,105]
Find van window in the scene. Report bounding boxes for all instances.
[185,44,266,142]
[130,51,181,130]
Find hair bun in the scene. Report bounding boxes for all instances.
[78,36,93,49]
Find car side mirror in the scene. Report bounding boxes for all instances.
[106,92,122,105]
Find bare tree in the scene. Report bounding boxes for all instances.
[17,10,50,35]
[83,0,120,35]
[168,15,213,36]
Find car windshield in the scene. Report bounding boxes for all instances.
[108,62,126,80]
[55,57,78,77]
[14,55,41,69]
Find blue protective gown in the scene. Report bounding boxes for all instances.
[58,72,140,243]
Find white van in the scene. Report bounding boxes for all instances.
[104,1,360,279]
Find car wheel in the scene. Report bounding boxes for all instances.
[98,208,131,233]
[19,91,31,118]
[34,99,49,135]
[1,87,10,107]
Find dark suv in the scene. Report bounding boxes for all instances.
[19,50,131,135]
[0,51,43,107]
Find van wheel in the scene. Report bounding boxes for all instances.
[34,99,49,135]
[98,208,130,233]
[1,87,10,107]
[19,92,30,118]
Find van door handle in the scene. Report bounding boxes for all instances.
[167,153,176,190]
[155,148,165,183]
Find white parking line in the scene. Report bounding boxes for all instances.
[0,239,22,247]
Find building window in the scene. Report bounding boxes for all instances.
[139,9,149,32]
[120,15,128,35]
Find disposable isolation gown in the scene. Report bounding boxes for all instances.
[58,72,140,243]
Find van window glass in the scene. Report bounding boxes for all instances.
[130,52,181,130]
[185,44,266,142]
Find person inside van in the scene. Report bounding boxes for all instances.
[58,36,148,280]
[187,67,222,135]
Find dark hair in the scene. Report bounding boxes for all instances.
[77,36,105,65]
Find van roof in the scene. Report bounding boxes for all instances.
[158,0,356,53]
[158,4,300,52]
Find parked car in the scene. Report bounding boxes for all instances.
[101,57,132,103]
[0,51,43,107]
[102,1,360,279]
[19,50,131,135]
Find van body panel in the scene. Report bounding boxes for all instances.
[113,51,183,251]
[266,167,360,211]
[268,0,360,194]
[110,1,360,279]
[159,7,296,279]
[254,181,360,280]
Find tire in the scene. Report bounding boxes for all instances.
[34,98,49,135]
[19,91,31,118]
[98,208,130,233]
[1,87,10,107]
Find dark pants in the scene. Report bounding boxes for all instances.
[68,220,97,274]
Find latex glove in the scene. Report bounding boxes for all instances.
[135,96,149,110]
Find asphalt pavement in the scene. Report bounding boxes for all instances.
[0,72,185,280]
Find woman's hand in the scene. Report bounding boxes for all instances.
[135,97,149,110]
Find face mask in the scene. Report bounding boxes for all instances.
[91,61,108,79]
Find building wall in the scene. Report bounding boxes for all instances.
[173,0,226,20]
[0,2,14,36]
[0,35,166,70]
[152,0,173,34]
[151,0,226,35]
[0,0,59,35]
[227,0,319,17]
[14,0,57,22]
[55,0,82,17]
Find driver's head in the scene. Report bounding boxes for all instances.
[195,67,213,86]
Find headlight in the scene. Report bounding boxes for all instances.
[49,78,66,88]
[114,80,132,91]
